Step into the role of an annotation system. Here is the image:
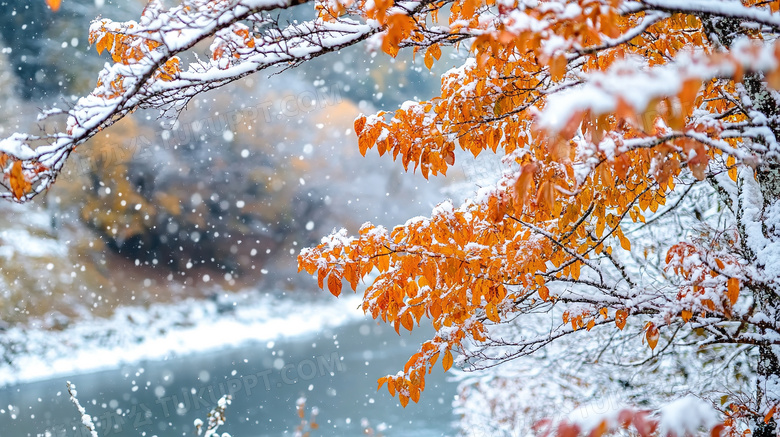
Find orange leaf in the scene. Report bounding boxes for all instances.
[424,49,434,70]
[409,386,420,403]
[645,323,659,350]
[589,419,608,437]
[401,312,413,331]
[678,78,701,116]
[513,163,537,208]
[317,269,326,289]
[536,181,555,211]
[615,309,628,330]
[486,303,499,322]
[9,161,30,200]
[46,0,61,11]
[442,350,453,372]
[327,273,342,296]
[354,115,367,136]
[765,405,777,424]
[727,277,740,305]
[549,53,567,82]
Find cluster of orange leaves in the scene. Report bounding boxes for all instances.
[299,0,780,408]
[211,25,257,68]
[0,153,47,200]
[665,241,743,320]
[0,155,32,200]
[88,23,181,99]
[719,401,778,437]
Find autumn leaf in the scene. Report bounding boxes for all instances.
[549,53,567,82]
[377,376,388,391]
[442,350,453,372]
[645,323,660,350]
[536,181,555,211]
[317,269,326,289]
[765,404,777,424]
[45,0,61,11]
[9,161,31,200]
[327,274,342,296]
[0,0,776,425]
[615,309,628,330]
[727,155,738,182]
[727,277,740,305]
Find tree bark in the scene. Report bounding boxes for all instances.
[702,14,780,436]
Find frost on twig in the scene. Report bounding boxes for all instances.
[66,381,100,437]
[67,383,233,437]
[194,394,232,437]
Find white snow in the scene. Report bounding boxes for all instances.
[0,292,364,387]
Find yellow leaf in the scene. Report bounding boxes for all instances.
[727,155,738,182]
[619,233,631,251]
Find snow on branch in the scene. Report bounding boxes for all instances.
[66,381,100,437]
[0,0,390,202]
[535,396,722,437]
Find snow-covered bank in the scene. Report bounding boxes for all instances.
[0,291,364,387]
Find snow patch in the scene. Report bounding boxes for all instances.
[0,292,363,387]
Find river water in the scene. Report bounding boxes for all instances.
[0,319,459,437]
